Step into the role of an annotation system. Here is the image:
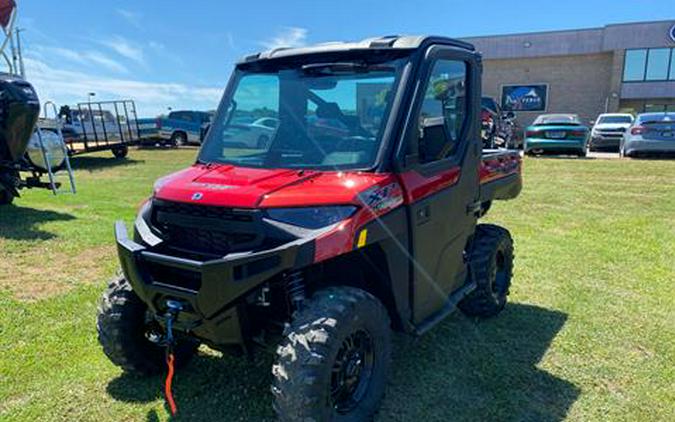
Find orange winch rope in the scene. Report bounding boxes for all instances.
[165,352,177,416]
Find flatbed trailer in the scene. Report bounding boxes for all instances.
[60,100,141,158]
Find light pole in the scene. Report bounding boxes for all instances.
[88,92,96,103]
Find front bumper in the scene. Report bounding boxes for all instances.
[590,135,621,150]
[115,220,314,346]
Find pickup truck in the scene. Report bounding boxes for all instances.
[97,35,522,420]
[157,110,213,145]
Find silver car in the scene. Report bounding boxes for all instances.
[621,112,675,158]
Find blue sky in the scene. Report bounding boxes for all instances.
[14,0,674,117]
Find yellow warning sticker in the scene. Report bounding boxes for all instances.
[357,229,368,248]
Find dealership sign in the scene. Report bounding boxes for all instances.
[670,23,675,43]
[501,84,548,112]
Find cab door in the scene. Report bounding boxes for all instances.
[397,46,481,324]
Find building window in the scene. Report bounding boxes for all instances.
[623,47,675,82]
[623,50,647,81]
[646,48,670,80]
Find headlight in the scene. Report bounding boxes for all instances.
[265,206,357,229]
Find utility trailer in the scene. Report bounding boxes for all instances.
[59,100,142,158]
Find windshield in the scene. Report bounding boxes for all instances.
[598,115,633,124]
[637,112,675,124]
[199,58,405,170]
[533,114,580,126]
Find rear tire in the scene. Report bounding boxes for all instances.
[272,287,391,421]
[97,275,198,375]
[170,132,187,147]
[460,224,514,318]
[112,145,129,159]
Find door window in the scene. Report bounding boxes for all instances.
[418,60,468,163]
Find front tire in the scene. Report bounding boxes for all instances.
[97,275,198,375]
[460,224,514,318]
[272,287,391,421]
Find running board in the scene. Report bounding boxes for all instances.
[414,281,477,336]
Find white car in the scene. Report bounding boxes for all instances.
[222,117,278,149]
[589,113,633,151]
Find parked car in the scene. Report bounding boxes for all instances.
[221,117,278,148]
[589,113,634,151]
[480,96,520,149]
[620,112,675,158]
[157,110,213,146]
[524,114,589,157]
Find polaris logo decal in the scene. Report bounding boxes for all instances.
[191,192,204,201]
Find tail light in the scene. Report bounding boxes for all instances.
[631,126,646,135]
[481,110,491,122]
[569,130,586,137]
[156,117,162,129]
[525,130,539,138]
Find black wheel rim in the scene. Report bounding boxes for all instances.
[330,329,374,414]
[492,250,508,297]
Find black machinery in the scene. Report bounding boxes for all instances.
[0,73,75,205]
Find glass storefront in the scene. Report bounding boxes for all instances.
[623,48,675,82]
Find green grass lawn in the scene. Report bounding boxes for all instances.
[1,149,674,421]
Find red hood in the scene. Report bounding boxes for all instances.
[153,164,394,208]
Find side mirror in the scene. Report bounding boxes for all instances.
[589,120,595,126]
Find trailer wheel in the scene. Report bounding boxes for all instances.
[0,188,14,205]
[112,145,129,159]
[459,224,514,318]
[272,287,391,421]
[97,275,198,375]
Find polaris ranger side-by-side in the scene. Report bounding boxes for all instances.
[98,35,522,420]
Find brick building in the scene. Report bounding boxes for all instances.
[462,20,675,126]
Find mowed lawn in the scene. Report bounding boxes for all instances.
[0,149,673,421]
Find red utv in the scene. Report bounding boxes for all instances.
[98,35,522,420]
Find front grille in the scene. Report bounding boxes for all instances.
[599,128,626,134]
[151,199,263,256]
